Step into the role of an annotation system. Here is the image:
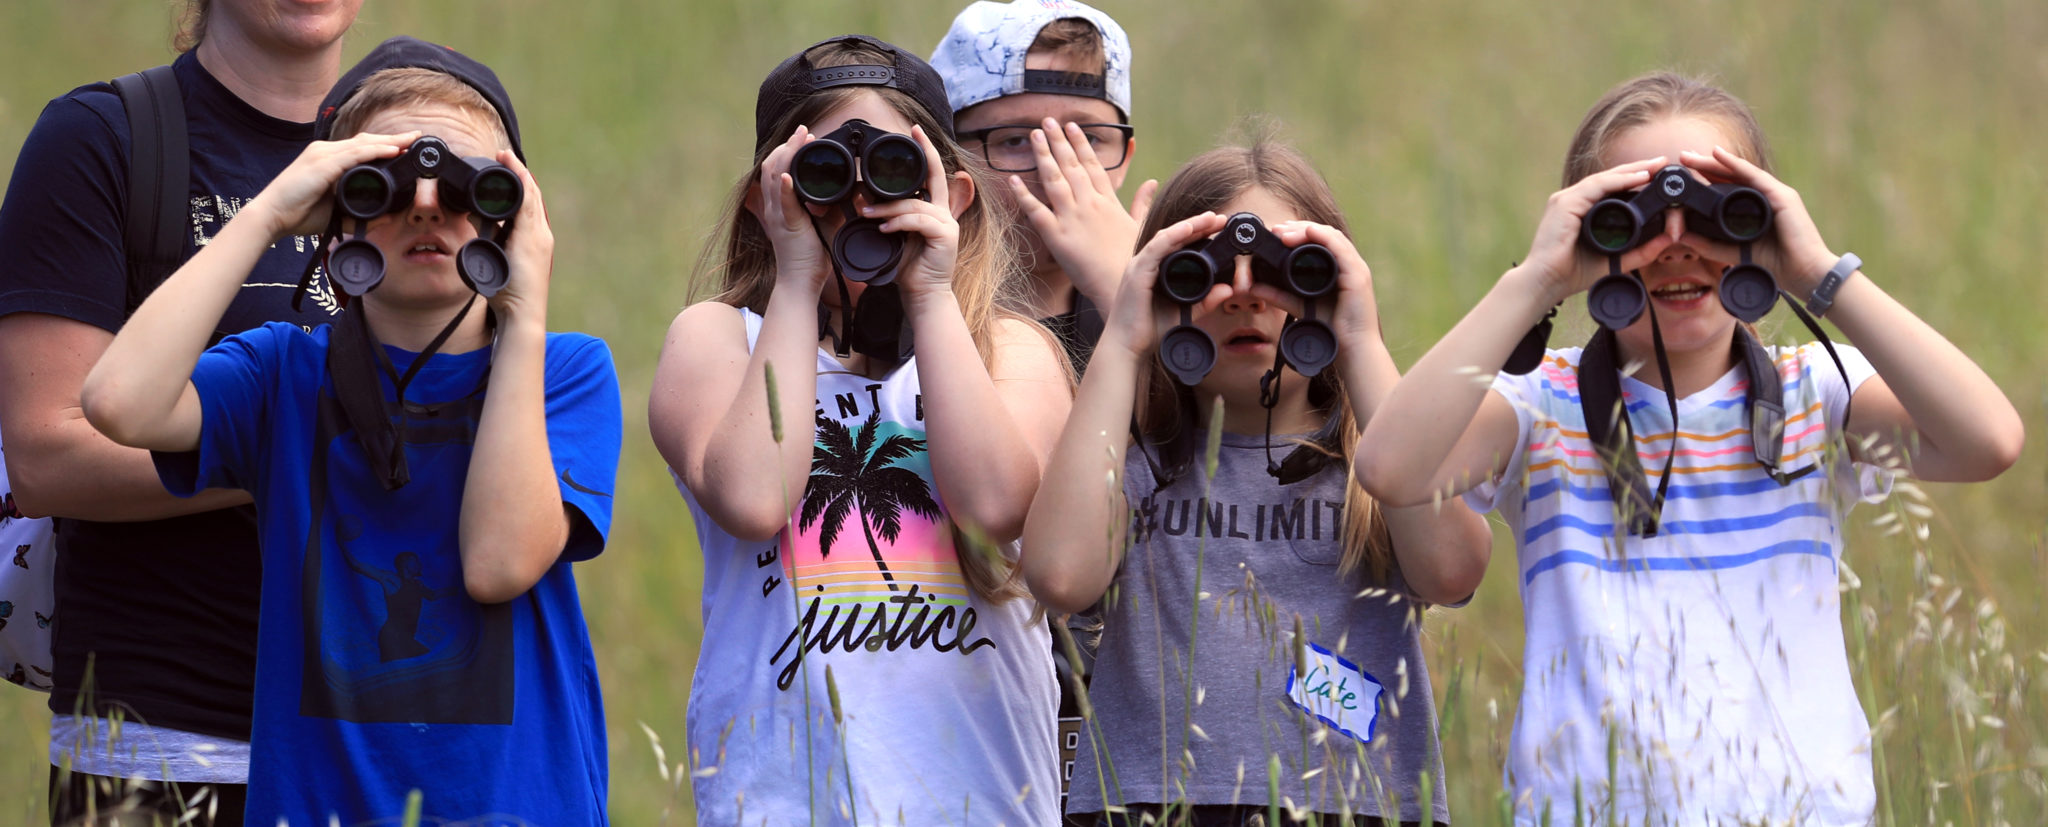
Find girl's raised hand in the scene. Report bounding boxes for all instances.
[1676,147,1838,294]
[1101,211,1226,356]
[865,124,968,300]
[1263,221,1377,345]
[746,125,834,295]
[251,131,420,238]
[485,149,552,325]
[1519,155,1677,301]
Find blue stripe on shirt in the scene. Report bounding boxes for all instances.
[1523,500,1833,545]
[1524,475,1799,504]
[1522,539,1834,584]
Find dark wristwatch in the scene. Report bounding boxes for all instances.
[1804,253,1861,318]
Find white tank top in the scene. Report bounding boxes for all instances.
[679,307,1057,826]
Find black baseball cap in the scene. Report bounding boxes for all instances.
[754,34,954,154]
[315,36,524,160]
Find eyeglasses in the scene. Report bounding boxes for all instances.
[957,123,1135,173]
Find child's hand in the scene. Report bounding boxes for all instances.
[746,125,833,295]
[1007,118,1158,303]
[249,131,420,238]
[1263,221,1377,345]
[1677,147,1839,295]
[866,124,967,302]
[486,149,551,327]
[1100,211,1227,356]
[1518,156,1677,301]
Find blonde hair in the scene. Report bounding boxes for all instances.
[1563,71,1773,186]
[329,68,510,151]
[701,39,1036,603]
[173,0,208,53]
[1132,136,1396,585]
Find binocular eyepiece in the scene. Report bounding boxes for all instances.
[790,119,927,286]
[1157,212,1340,386]
[1578,165,1778,330]
[325,136,522,299]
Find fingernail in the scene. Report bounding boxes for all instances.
[861,206,874,215]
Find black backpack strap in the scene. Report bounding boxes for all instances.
[111,64,189,317]
[1580,328,1663,537]
[1734,325,1789,473]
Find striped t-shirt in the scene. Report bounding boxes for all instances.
[1466,343,1887,826]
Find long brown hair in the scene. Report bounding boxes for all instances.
[1133,137,1395,584]
[699,39,1033,602]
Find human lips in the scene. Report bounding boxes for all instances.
[1647,277,1714,310]
[1219,326,1273,353]
[400,234,456,265]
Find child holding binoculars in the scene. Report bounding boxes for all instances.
[78,37,620,825]
[1358,72,2023,823]
[1023,137,1493,826]
[648,34,1072,825]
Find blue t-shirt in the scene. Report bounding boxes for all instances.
[155,321,620,825]
[0,49,341,740]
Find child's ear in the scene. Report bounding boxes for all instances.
[743,178,767,223]
[946,169,975,220]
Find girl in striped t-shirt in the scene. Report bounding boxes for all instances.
[1357,73,2023,825]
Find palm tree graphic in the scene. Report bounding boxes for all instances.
[799,411,942,591]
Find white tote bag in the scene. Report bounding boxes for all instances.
[0,427,56,691]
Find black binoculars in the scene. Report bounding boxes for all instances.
[790,119,926,285]
[1578,165,1778,329]
[1156,212,1340,386]
[324,136,522,299]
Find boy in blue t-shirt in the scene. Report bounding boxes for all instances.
[79,37,618,825]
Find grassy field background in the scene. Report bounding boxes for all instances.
[3,0,2044,823]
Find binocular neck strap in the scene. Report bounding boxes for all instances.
[327,293,482,491]
[1579,301,1680,538]
[1768,291,1856,482]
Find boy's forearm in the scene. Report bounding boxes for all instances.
[459,318,569,603]
[82,210,279,448]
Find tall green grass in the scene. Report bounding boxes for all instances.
[2,0,2041,822]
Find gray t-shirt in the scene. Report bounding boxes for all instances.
[1067,432,1451,822]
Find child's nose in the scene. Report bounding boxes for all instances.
[407,178,445,222]
[1220,258,1266,312]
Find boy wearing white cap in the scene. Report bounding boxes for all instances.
[932,0,1153,373]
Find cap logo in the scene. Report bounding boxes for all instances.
[1021,69,1106,100]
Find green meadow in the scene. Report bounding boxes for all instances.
[3,0,2043,823]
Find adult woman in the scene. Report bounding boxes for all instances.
[0,1,363,823]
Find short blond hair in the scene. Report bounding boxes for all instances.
[329,68,510,151]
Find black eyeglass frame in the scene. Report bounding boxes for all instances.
[956,123,1136,173]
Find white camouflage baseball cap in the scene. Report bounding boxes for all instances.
[930,0,1133,120]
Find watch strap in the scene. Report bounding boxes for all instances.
[1805,252,1861,317]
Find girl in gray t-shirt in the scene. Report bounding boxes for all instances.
[1021,138,1495,825]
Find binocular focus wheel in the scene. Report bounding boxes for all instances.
[1160,326,1217,386]
[1719,264,1778,323]
[1280,321,1337,378]
[327,240,386,296]
[458,241,511,297]
[1588,274,1647,330]
[833,218,904,286]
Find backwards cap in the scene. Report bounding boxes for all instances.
[754,34,956,154]
[315,36,524,160]
[929,0,1134,121]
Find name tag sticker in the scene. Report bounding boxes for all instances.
[1285,642,1383,745]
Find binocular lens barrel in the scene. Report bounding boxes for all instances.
[793,143,855,203]
[1285,246,1337,297]
[338,167,394,220]
[1585,202,1639,253]
[1160,253,1215,304]
[862,137,924,199]
[469,169,522,221]
[1718,191,1769,241]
